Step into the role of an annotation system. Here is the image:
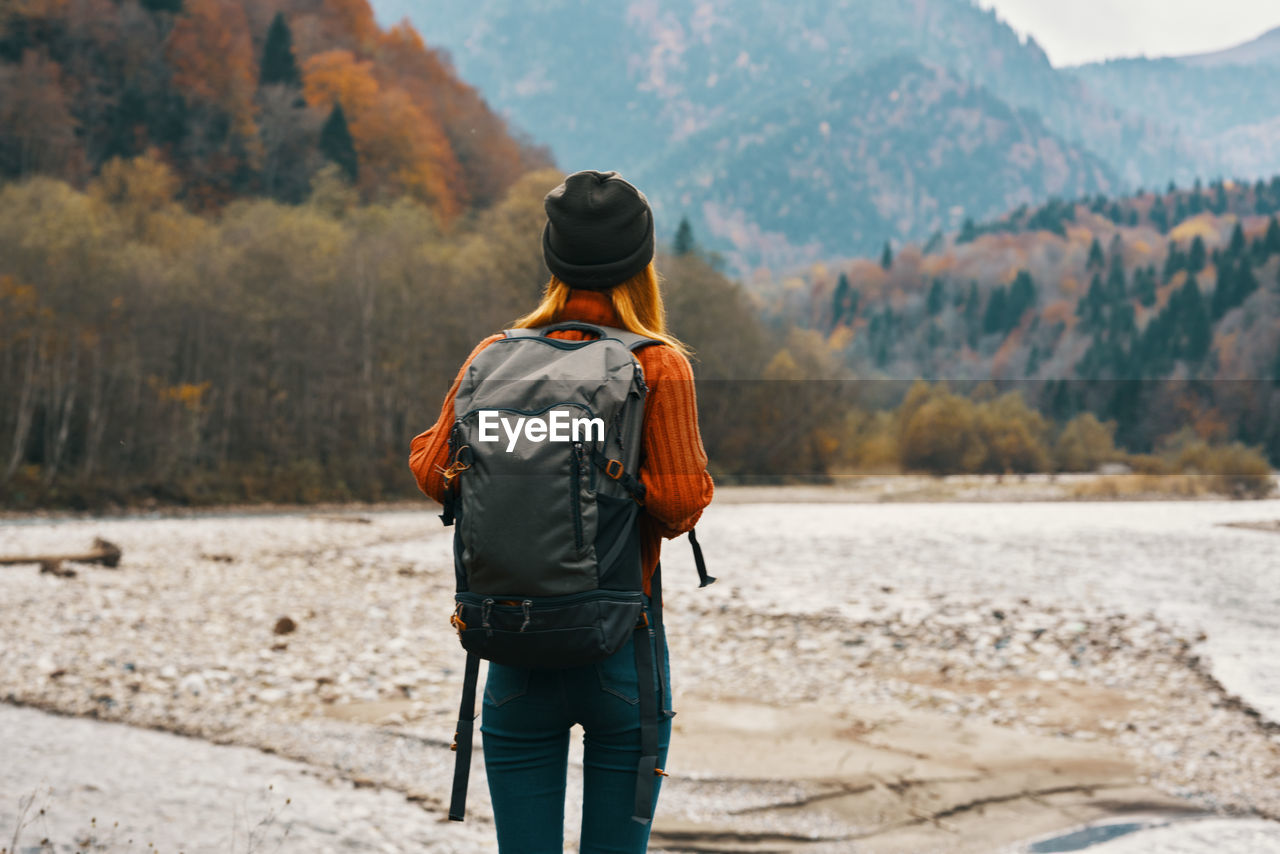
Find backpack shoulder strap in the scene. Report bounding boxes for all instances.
[504,323,662,354]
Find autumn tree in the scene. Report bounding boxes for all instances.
[0,51,79,180]
[1053,412,1118,472]
[303,48,460,215]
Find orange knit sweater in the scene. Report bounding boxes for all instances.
[408,289,714,597]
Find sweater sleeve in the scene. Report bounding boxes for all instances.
[637,346,715,538]
[408,334,503,504]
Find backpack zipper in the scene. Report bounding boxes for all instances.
[570,442,586,551]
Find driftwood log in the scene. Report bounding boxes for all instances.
[0,537,122,578]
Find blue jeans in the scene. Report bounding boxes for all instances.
[480,605,673,853]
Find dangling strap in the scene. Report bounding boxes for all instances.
[631,599,661,825]
[650,562,668,719]
[439,488,455,526]
[448,652,481,821]
[689,528,715,587]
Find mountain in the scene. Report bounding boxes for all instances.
[650,56,1114,272]
[1180,25,1280,67]
[372,0,1205,268]
[1072,39,1280,188]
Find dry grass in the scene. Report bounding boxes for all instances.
[1070,474,1213,499]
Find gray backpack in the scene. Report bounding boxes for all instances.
[438,321,712,824]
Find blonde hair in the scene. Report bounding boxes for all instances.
[512,262,692,357]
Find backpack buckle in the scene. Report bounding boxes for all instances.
[605,459,624,480]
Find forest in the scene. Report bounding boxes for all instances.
[0,1,1275,509]
[763,177,1280,479]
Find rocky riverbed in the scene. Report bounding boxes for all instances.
[2,495,1279,852]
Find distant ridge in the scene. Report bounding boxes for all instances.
[1180,25,1280,67]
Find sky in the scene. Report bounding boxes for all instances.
[978,0,1280,67]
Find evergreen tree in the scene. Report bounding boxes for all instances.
[831,272,857,325]
[963,281,981,348]
[1078,274,1107,331]
[1007,269,1037,326]
[103,83,148,162]
[983,286,1003,332]
[260,13,301,88]
[1229,222,1246,257]
[926,278,945,316]
[1212,264,1233,319]
[1213,261,1264,320]
[1266,217,1280,257]
[1149,195,1168,233]
[1086,237,1105,271]
[320,103,358,182]
[1188,235,1207,272]
[1135,266,1157,308]
[1175,272,1211,362]
[673,216,696,256]
[880,240,893,270]
[1173,195,1188,225]
[1106,253,1126,300]
[982,286,1007,335]
[1163,242,1184,280]
[141,0,182,11]
[958,218,977,243]
[1212,180,1228,215]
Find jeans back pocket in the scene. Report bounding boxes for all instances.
[594,634,641,705]
[483,662,531,708]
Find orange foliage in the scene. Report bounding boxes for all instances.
[1169,215,1218,243]
[920,251,958,278]
[990,327,1022,378]
[322,0,380,53]
[8,0,69,16]
[1214,330,1239,377]
[846,260,887,301]
[168,0,257,139]
[1059,274,1080,297]
[828,325,854,351]
[303,49,461,216]
[376,19,529,207]
[1155,277,1180,311]
[1040,299,1076,332]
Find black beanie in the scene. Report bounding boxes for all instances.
[542,170,655,290]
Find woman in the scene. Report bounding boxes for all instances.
[409,169,714,852]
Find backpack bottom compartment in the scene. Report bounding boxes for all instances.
[454,590,644,669]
